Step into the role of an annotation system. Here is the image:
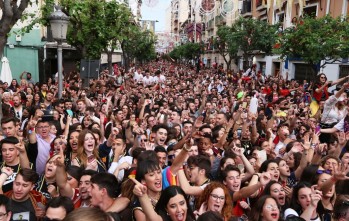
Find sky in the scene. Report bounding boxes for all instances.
[140,0,172,32]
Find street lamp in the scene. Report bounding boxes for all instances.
[49,6,69,99]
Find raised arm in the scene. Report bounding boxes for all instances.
[232,172,271,202]
[16,140,30,169]
[55,147,74,198]
[27,116,38,144]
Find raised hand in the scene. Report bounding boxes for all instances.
[310,186,322,207]
[47,184,58,197]
[144,141,155,151]
[259,172,271,186]
[130,177,147,197]
[28,116,38,129]
[194,116,204,129]
[55,146,65,167]
[232,146,244,157]
[15,140,26,153]
[337,132,347,146]
[332,163,349,181]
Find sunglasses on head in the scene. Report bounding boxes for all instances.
[316,169,331,174]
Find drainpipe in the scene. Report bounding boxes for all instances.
[326,0,331,15]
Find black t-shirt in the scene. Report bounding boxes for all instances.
[10,198,37,221]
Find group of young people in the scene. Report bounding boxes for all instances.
[0,59,348,221]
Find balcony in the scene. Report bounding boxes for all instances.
[215,15,226,26]
[241,0,252,17]
[256,0,267,11]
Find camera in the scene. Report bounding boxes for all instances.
[42,110,54,122]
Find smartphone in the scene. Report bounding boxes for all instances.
[242,102,247,108]
[257,150,267,164]
[87,155,95,163]
[315,125,321,134]
[237,128,242,138]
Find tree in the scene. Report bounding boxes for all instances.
[233,17,277,68]
[58,0,133,61]
[169,42,202,62]
[121,29,157,67]
[277,15,349,75]
[214,26,239,70]
[0,0,32,57]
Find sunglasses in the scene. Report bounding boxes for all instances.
[316,169,331,174]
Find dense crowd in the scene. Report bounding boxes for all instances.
[0,60,348,221]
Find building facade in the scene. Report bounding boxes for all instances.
[168,0,349,81]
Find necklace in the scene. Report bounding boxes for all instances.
[148,192,160,207]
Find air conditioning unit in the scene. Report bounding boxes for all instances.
[15,35,22,42]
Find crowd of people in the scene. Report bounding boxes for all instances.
[0,59,348,221]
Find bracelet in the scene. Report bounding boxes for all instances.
[253,173,260,178]
[183,144,191,152]
[2,172,9,177]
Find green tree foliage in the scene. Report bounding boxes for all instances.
[277,15,349,73]
[233,17,277,63]
[169,42,202,61]
[214,25,239,70]
[122,29,157,67]
[59,0,134,59]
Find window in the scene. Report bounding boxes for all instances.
[339,65,349,78]
[294,63,315,81]
[303,5,317,17]
[276,12,285,24]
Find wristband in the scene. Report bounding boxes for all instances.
[253,173,260,179]
[183,144,191,152]
[2,172,9,177]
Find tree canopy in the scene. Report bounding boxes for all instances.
[277,15,349,71]
[59,0,134,59]
[169,42,203,61]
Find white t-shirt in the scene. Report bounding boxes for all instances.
[142,76,154,86]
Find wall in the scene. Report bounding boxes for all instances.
[0,29,44,83]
